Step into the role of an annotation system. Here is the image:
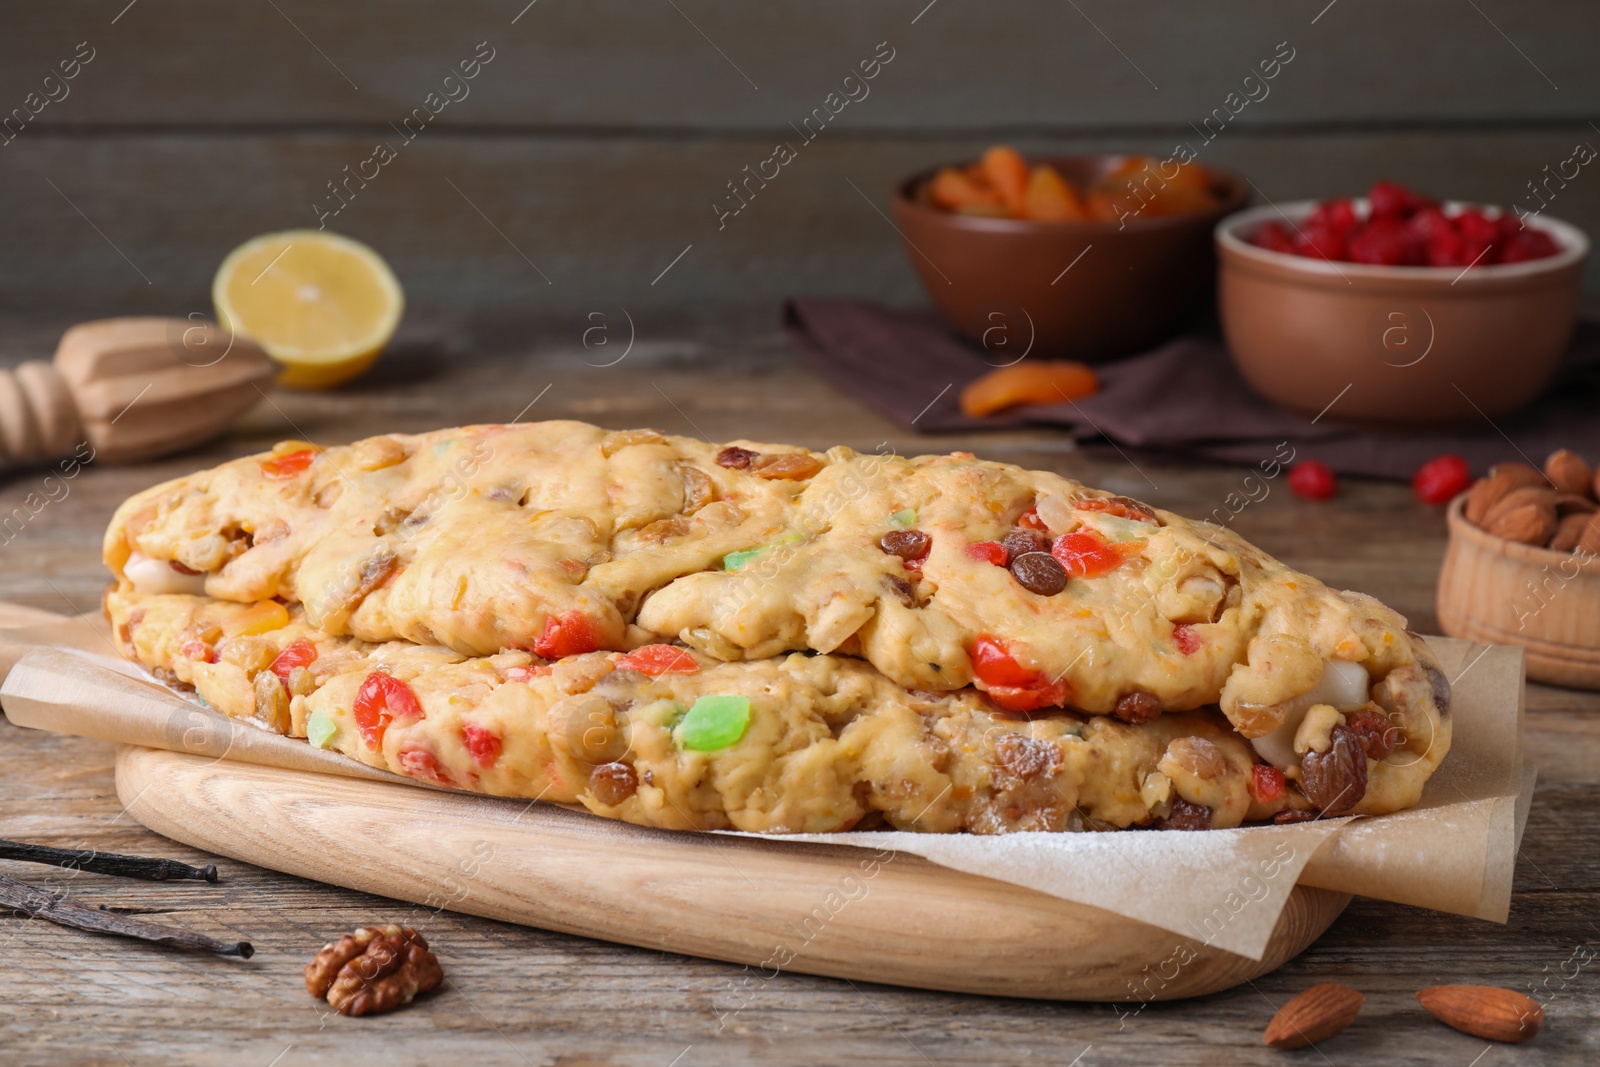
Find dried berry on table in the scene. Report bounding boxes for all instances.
[1412,454,1471,506]
[1287,461,1338,502]
[305,924,443,1017]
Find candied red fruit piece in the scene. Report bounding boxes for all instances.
[615,644,699,675]
[533,611,599,660]
[462,723,503,768]
[1251,763,1287,803]
[353,671,424,747]
[269,637,317,687]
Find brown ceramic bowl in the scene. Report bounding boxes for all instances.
[1438,495,1600,690]
[1217,201,1588,428]
[891,156,1248,363]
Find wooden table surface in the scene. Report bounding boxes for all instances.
[1,313,1596,1066]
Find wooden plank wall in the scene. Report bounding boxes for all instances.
[0,1,1596,318]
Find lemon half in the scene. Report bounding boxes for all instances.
[213,230,403,389]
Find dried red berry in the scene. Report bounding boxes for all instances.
[1288,461,1338,502]
[1348,218,1424,266]
[1253,221,1297,254]
[1413,454,1472,506]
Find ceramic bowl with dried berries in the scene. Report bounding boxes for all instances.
[1216,182,1588,429]
[1437,449,1600,689]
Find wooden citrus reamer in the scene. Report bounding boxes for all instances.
[0,317,276,466]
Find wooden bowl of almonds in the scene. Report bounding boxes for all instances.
[1437,449,1600,689]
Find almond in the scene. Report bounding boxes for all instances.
[1550,513,1598,553]
[1489,462,1549,489]
[1263,982,1364,1049]
[1554,492,1599,515]
[1463,476,1506,526]
[1417,985,1542,1043]
[1481,487,1558,545]
[1464,469,1538,526]
[1544,449,1592,497]
[1581,517,1600,558]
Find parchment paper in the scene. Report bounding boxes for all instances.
[0,620,1531,961]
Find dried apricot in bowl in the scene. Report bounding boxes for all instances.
[960,361,1099,418]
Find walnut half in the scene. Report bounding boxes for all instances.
[305,924,443,1017]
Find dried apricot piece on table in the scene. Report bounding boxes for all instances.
[959,361,1099,418]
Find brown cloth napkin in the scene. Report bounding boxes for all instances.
[786,298,1600,480]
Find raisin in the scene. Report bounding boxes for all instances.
[1299,723,1368,815]
[993,733,1063,782]
[1273,808,1321,825]
[169,559,202,576]
[1156,798,1212,831]
[372,506,411,537]
[1001,529,1049,560]
[1114,691,1162,724]
[1422,662,1451,715]
[885,575,916,607]
[1345,708,1400,761]
[716,446,757,469]
[1106,496,1159,522]
[879,529,931,561]
[1076,496,1159,523]
[1009,552,1067,596]
[637,516,690,544]
[680,466,716,512]
[753,453,823,481]
[588,761,638,806]
[352,550,398,602]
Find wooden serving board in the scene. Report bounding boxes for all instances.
[116,745,1350,1001]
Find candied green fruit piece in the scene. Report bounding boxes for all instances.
[307,707,339,749]
[722,547,768,571]
[675,695,751,751]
